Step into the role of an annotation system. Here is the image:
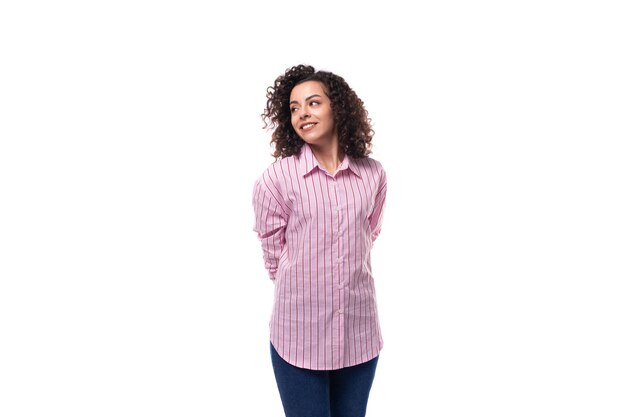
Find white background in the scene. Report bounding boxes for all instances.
[1,1,625,416]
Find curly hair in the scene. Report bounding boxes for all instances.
[261,64,374,160]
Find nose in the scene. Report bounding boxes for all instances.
[299,107,310,119]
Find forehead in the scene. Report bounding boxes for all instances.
[290,80,328,100]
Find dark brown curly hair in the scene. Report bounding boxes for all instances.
[261,64,374,160]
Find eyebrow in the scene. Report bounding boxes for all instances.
[290,94,322,105]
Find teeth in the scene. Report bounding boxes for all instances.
[302,123,315,129]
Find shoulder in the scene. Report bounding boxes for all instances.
[254,154,299,199]
[352,153,384,168]
[367,156,385,172]
[352,155,386,180]
[256,154,296,185]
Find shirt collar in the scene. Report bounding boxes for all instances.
[298,141,362,178]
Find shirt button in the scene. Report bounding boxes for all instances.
[337,309,343,314]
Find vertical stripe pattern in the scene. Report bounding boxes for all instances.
[252,142,387,370]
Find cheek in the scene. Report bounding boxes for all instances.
[323,110,334,126]
[291,117,303,136]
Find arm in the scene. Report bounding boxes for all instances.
[368,166,387,243]
[252,175,288,280]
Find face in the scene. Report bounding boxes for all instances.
[289,80,336,147]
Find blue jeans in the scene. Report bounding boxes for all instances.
[270,341,379,417]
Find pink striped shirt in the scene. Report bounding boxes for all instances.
[252,142,387,370]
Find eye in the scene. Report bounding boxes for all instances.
[310,101,320,106]
[290,107,298,113]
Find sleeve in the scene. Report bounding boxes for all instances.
[368,165,387,243]
[252,174,288,280]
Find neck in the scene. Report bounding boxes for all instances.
[308,141,344,174]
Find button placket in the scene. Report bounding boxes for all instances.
[337,180,345,349]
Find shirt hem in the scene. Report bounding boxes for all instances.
[269,334,383,371]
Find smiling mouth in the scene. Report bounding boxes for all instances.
[301,123,317,131]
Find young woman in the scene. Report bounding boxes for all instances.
[252,64,387,417]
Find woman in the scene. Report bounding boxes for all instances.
[252,64,387,417]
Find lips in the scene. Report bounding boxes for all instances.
[300,122,317,131]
